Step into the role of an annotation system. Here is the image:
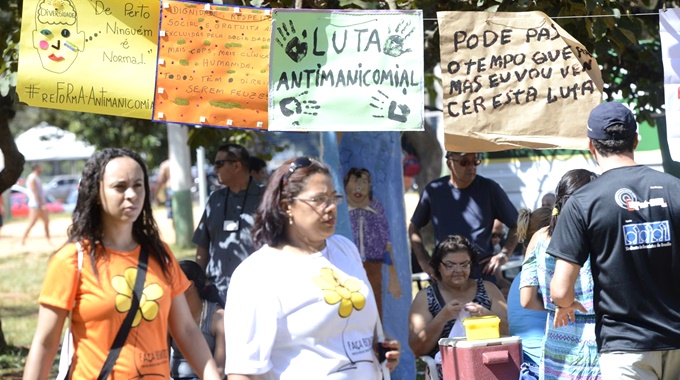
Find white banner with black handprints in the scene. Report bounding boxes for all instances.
[268,9,424,132]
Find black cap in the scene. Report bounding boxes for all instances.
[587,102,637,140]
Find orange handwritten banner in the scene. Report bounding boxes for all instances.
[154,1,270,129]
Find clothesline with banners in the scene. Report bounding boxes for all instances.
[14,0,674,150]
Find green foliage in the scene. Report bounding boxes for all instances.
[37,109,169,169]
[0,1,20,99]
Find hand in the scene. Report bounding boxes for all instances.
[379,340,401,371]
[441,299,464,320]
[464,302,487,317]
[553,300,587,328]
[483,253,507,274]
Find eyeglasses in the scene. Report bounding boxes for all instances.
[449,158,482,167]
[214,159,238,168]
[281,157,312,188]
[491,233,504,239]
[440,260,472,272]
[293,194,344,209]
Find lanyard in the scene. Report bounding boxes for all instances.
[223,177,252,221]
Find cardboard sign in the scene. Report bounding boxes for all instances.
[17,0,160,119]
[154,1,271,129]
[437,11,604,152]
[660,9,680,161]
[269,9,424,132]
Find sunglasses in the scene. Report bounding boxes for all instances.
[214,159,238,168]
[281,157,312,188]
[491,233,504,239]
[449,158,482,167]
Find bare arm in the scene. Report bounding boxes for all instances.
[519,232,545,310]
[551,258,586,328]
[501,226,518,257]
[408,288,462,356]
[520,285,545,311]
[483,226,519,274]
[196,246,209,271]
[550,258,581,308]
[169,294,221,380]
[408,222,433,277]
[211,308,226,376]
[23,304,68,380]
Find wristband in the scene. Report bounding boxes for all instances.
[498,252,508,261]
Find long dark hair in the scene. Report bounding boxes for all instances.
[548,169,598,236]
[429,235,479,281]
[67,148,170,277]
[253,157,330,248]
[179,260,224,308]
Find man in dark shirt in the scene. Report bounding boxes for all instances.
[193,144,263,301]
[409,151,518,281]
[550,102,680,379]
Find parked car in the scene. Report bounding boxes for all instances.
[62,187,79,213]
[45,175,80,202]
[10,185,64,217]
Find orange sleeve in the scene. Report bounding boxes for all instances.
[39,243,79,311]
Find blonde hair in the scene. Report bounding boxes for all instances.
[516,206,552,247]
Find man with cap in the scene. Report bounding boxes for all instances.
[409,151,519,281]
[550,101,680,379]
[193,144,263,301]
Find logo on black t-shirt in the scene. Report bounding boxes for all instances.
[615,188,668,211]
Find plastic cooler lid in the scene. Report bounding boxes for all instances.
[439,336,521,348]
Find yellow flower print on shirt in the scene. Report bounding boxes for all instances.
[313,267,366,318]
[112,267,163,327]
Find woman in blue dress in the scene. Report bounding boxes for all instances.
[520,169,601,380]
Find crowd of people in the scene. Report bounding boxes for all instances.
[20,101,680,380]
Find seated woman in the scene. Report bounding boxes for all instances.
[409,235,508,379]
[170,260,225,379]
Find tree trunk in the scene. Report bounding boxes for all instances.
[0,95,25,193]
[167,123,195,248]
[0,94,22,352]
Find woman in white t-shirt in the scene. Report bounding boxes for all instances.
[224,156,400,380]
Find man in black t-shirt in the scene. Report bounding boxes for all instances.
[549,102,680,379]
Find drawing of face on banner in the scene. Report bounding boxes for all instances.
[32,0,86,73]
[268,9,424,132]
[17,0,159,119]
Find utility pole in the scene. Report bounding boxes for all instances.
[167,123,194,248]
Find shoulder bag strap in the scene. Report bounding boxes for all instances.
[97,246,149,380]
[431,282,447,310]
[56,243,84,380]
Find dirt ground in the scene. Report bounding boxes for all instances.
[0,206,204,257]
[1,193,420,258]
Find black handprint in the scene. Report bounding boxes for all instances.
[383,20,415,57]
[279,91,320,117]
[275,20,308,63]
[370,89,410,123]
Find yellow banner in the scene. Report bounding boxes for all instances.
[17,0,160,119]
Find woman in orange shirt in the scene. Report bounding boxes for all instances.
[23,148,221,379]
